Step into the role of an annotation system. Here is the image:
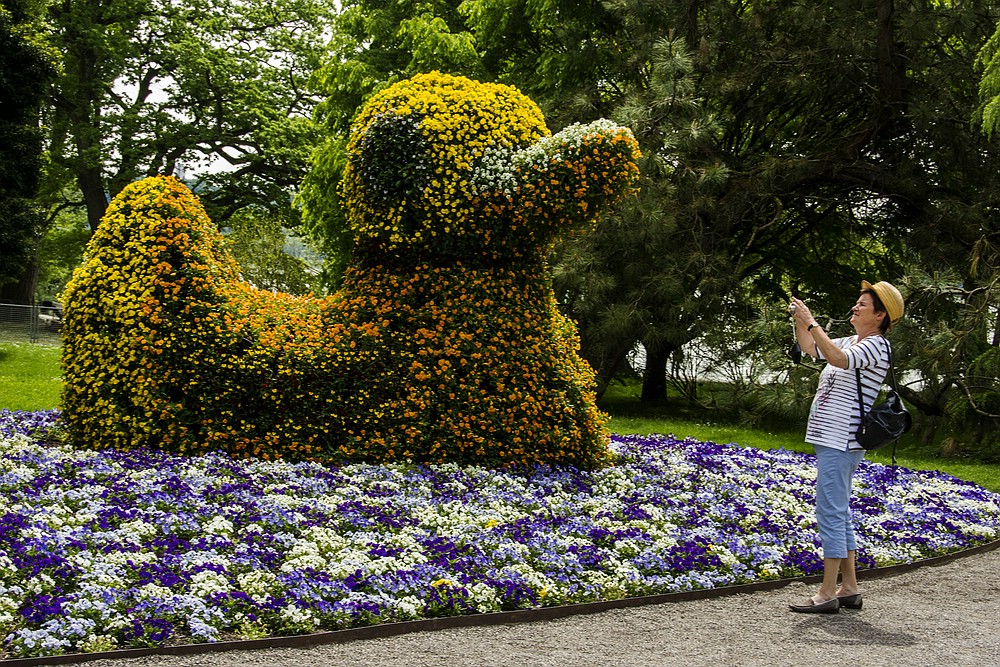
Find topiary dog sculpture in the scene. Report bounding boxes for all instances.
[60,72,640,468]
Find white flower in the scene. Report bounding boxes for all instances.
[236,570,276,603]
[120,518,158,539]
[280,540,328,573]
[279,603,316,628]
[467,583,501,613]
[26,573,56,594]
[190,570,231,598]
[103,551,157,566]
[80,634,119,653]
[394,595,423,618]
[203,515,234,536]
[136,583,174,600]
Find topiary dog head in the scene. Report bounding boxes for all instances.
[340,72,640,263]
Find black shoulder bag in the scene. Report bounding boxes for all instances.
[854,344,911,460]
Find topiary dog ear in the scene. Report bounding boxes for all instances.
[351,112,431,205]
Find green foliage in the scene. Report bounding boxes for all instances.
[296,134,352,289]
[42,0,335,231]
[458,0,631,125]
[0,201,45,290]
[397,11,480,73]
[35,208,90,302]
[224,209,319,295]
[60,75,640,469]
[889,269,1000,461]
[0,1,56,286]
[553,33,708,394]
[975,20,1000,138]
[517,0,1000,430]
[304,1,492,287]
[310,0,483,136]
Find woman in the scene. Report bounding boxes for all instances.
[787,280,905,614]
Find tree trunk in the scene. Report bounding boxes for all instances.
[586,340,634,401]
[59,14,109,233]
[641,345,671,403]
[0,258,39,305]
[875,0,903,110]
[79,166,108,232]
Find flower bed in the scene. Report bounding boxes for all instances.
[1,408,999,658]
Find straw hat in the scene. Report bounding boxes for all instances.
[861,280,904,327]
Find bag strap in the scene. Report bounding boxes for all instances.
[883,341,900,393]
[853,338,894,419]
[854,337,900,470]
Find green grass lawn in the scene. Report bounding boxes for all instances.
[0,343,62,412]
[2,342,997,492]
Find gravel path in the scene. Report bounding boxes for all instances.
[77,545,1000,667]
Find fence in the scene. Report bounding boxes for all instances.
[0,302,63,346]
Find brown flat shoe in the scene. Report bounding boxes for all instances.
[789,596,840,614]
[837,593,863,609]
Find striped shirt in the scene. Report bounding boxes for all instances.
[805,334,891,451]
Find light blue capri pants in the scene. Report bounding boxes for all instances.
[813,445,866,559]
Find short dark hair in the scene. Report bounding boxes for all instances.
[864,289,891,334]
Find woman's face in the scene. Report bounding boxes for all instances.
[850,292,884,333]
